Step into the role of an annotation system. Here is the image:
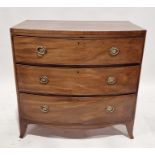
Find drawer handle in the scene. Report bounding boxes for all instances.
[109,47,119,56]
[39,76,49,84]
[40,105,49,113]
[107,76,117,85]
[36,46,47,57]
[105,105,115,113]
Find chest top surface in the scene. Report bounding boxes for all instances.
[11,20,146,37]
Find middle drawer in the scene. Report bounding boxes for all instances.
[16,65,140,95]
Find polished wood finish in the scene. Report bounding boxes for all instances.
[16,65,140,95]
[19,119,28,138]
[126,120,134,139]
[13,36,144,65]
[11,20,146,139]
[11,20,146,38]
[19,93,136,125]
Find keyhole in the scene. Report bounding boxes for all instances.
[77,71,79,74]
[77,42,80,46]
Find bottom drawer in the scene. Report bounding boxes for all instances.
[19,93,136,125]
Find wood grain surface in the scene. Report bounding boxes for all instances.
[19,93,136,125]
[13,36,144,65]
[11,20,146,37]
[16,64,140,95]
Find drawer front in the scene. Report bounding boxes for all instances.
[16,65,140,95]
[19,93,136,125]
[13,36,144,65]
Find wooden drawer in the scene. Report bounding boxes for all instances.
[16,64,140,95]
[13,36,144,65]
[19,93,136,125]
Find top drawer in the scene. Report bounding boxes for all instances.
[13,36,144,65]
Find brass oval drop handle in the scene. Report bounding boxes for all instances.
[39,76,49,84]
[36,46,47,57]
[40,105,49,113]
[105,105,115,113]
[109,47,119,56]
[107,76,117,85]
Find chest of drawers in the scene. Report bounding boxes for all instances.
[11,20,146,139]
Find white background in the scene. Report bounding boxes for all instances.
[0,7,155,147]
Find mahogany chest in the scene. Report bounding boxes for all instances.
[11,20,146,138]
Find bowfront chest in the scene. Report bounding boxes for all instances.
[11,20,146,138]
